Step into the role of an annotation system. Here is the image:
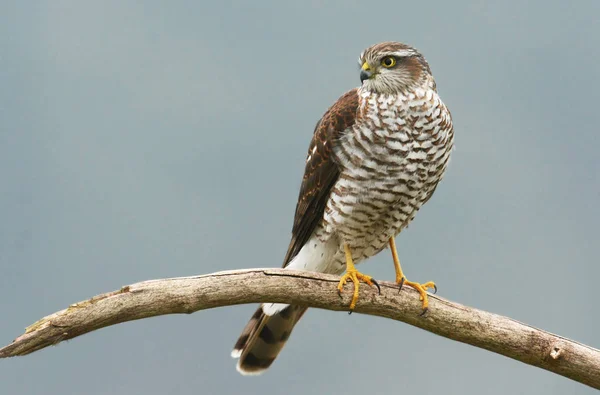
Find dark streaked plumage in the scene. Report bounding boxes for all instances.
[233,41,454,375]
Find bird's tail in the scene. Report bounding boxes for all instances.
[231,304,307,375]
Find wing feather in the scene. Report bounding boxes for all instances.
[282,89,359,267]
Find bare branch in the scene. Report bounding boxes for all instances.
[1,268,599,389]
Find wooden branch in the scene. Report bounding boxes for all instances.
[1,269,599,389]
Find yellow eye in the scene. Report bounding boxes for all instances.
[381,56,396,68]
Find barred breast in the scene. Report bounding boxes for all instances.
[316,86,454,273]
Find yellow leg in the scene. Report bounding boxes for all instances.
[337,244,380,312]
[389,237,436,314]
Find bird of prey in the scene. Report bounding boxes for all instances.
[232,41,454,375]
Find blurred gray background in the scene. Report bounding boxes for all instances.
[1,1,599,394]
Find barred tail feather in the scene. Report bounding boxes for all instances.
[232,305,307,375]
[232,233,334,374]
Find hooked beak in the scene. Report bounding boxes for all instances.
[360,62,373,83]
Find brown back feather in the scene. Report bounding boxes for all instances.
[282,88,359,266]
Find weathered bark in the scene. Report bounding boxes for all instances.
[1,268,598,389]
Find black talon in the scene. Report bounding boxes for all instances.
[337,289,343,299]
[397,277,405,293]
[432,284,438,294]
[371,279,381,295]
[348,310,353,315]
[419,307,428,317]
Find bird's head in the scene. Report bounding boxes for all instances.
[358,42,433,94]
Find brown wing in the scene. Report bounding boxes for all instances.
[282,89,359,267]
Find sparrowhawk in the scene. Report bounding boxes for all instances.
[232,41,454,375]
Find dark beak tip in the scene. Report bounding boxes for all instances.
[360,70,371,83]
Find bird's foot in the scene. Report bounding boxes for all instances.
[337,270,380,312]
[396,276,436,315]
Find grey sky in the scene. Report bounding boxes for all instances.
[1,1,599,394]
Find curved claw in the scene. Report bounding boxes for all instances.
[397,277,405,293]
[371,278,381,295]
[432,284,438,294]
[419,307,429,317]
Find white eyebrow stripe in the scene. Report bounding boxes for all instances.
[388,50,415,58]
